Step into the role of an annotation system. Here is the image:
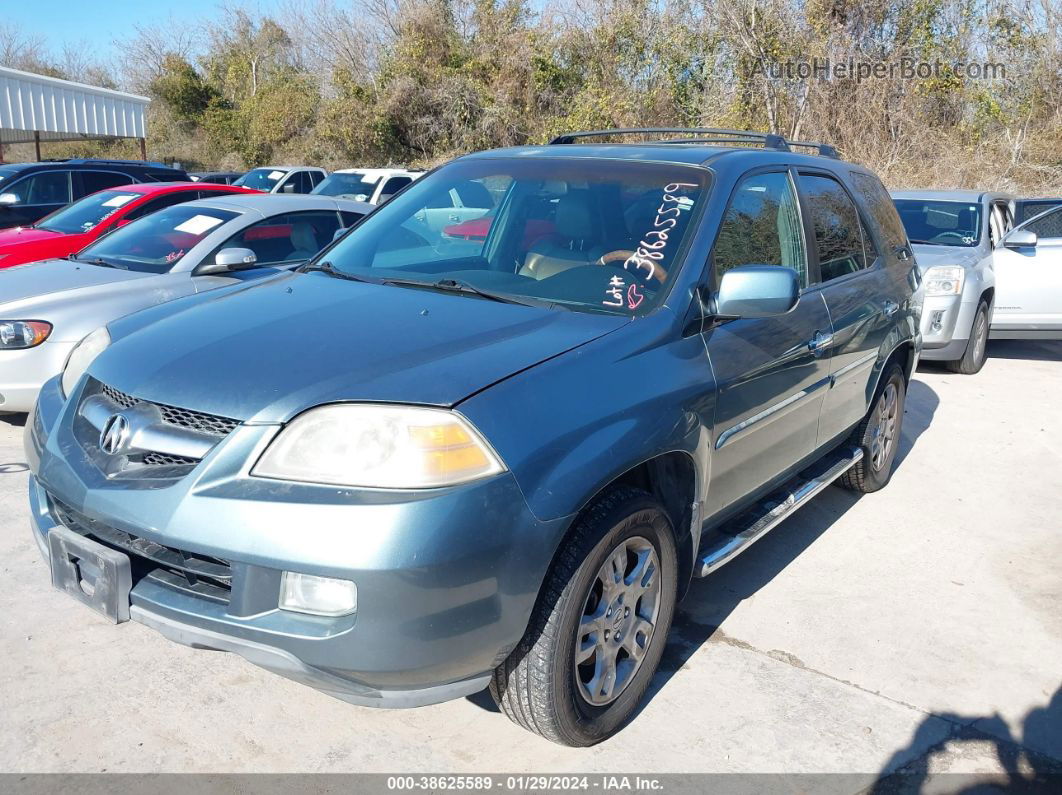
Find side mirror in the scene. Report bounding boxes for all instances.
[714,265,799,318]
[332,227,349,242]
[280,182,296,193]
[0,193,20,205]
[198,247,257,275]
[1003,229,1037,249]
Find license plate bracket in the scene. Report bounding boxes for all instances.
[48,525,132,623]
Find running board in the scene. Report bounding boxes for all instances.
[696,446,863,577]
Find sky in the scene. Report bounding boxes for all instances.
[4,0,283,59]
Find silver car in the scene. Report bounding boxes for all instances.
[892,189,1015,373]
[0,194,369,413]
[991,204,1062,339]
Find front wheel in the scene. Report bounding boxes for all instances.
[490,486,678,746]
[840,364,907,493]
[945,300,990,375]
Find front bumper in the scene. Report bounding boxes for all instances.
[0,340,75,413]
[27,375,567,708]
[918,294,978,360]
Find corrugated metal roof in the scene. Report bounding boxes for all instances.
[0,66,150,144]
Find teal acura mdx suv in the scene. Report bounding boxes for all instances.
[26,129,921,746]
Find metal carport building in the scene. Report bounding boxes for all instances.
[0,66,150,162]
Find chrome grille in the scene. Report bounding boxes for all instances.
[97,382,240,437]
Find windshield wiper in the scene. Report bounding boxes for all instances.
[301,260,382,284]
[74,255,127,270]
[380,277,561,309]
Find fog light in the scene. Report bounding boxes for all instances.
[931,310,945,333]
[279,572,357,616]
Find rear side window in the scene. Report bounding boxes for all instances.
[852,172,907,252]
[1024,207,1062,239]
[81,170,133,196]
[799,173,873,282]
[712,171,808,288]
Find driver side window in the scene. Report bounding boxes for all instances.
[212,211,341,267]
[712,171,808,288]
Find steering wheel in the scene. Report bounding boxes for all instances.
[596,250,668,283]
[930,231,971,244]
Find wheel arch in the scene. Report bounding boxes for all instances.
[866,339,916,406]
[546,451,701,603]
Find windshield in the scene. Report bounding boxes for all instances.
[894,199,981,247]
[77,204,239,273]
[234,168,287,191]
[317,158,708,315]
[0,166,16,185]
[312,172,378,200]
[35,190,141,235]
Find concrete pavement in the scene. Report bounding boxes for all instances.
[0,340,1059,780]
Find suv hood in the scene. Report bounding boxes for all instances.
[910,244,982,272]
[93,271,629,423]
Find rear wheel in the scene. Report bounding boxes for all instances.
[490,486,677,746]
[840,364,907,493]
[945,300,990,375]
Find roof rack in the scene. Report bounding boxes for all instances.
[40,157,175,168]
[547,128,839,159]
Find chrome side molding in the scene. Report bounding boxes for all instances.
[696,445,863,577]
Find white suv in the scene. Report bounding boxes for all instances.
[311,168,423,205]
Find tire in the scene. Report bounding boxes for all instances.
[839,364,907,493]
[490,486,678,746]
[945,300,990,375]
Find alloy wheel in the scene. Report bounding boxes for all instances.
[869,382,899,471]
[574,535,661,707]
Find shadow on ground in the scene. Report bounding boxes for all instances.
[870,685,1062,793]
[918,339,1062,372]
[984,339,1062,362]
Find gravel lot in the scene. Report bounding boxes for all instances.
[1,340,1059,781]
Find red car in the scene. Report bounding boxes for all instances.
[0,182,260,270]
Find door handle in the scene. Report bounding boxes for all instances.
[448,214,460,222]
[883,299,900,317]
[893,245,911,261]
[807,331,833,354]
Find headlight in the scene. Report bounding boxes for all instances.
[61,326,111,397]
[253,404,506,488]
[923,266,965,296]
[0,320,51,349]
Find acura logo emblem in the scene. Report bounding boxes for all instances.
[99,413,131,455]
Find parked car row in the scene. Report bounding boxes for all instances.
[0,160,426,233]
[1,188,372,412]
[5,132,1061,748]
